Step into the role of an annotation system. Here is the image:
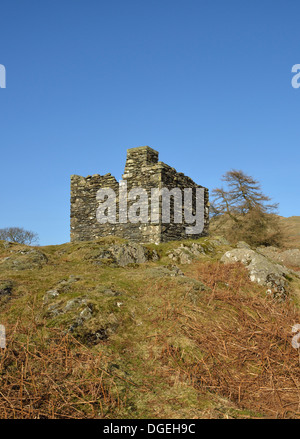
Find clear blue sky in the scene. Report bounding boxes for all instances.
[0,0,299,246]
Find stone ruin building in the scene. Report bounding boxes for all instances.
[70,146,209,244]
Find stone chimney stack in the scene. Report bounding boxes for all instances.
[123,146,159,178]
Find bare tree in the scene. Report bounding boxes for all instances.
[211,170,283,246]
[212,170,278,218]
[0,227,39,245]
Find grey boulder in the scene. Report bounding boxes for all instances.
[221,248,289,300]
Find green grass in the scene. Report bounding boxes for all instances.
[1,237,300,418]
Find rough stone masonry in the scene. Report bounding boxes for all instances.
[70,146,209,243]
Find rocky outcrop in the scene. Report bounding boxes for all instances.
[43,275,80,304]
[42,274,122,345]
[0,248,48,271]
[167,241,215,265]
[221,248,290,300]
[256,246,300,269]
[88,243,159,267]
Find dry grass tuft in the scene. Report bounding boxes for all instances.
[0,321,118,419]
[159,262,300,418]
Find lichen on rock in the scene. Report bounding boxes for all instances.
[221,248,290,300]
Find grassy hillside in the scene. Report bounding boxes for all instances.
[210,215,300,249]
[279,216,300,249]
[0,237,300,419]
